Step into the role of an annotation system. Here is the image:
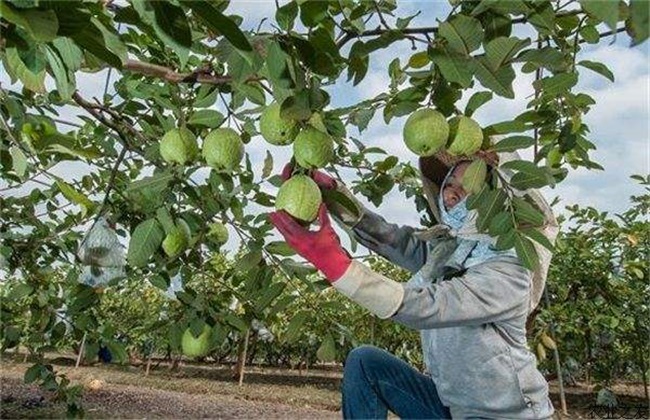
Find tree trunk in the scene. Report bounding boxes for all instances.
[75,332,87,369]
[145,353,153,376]
[234,329,249,386]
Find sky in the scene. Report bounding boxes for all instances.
[1,1,648,257]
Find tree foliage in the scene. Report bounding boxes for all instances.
[0,0,648,415]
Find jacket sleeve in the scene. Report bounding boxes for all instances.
[350,210,429,274]
[333,256,531,327]
[327,182,428,273]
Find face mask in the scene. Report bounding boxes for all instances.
[440,197,468,231]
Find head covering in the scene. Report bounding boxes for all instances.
[417,148,559,313]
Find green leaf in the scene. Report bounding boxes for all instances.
[185,1,252,51]
[533,72,578,96]
[503,162,553,190]
[627,0,649,46]
[127,219,165,268]
[484,36,531,70]
[474,57,515,98]
[188,109,225,128]
[430,46,475,88]
[316,334,337,363]
[512,197,545,227]
[125,173,173,210]
[276,0,298,31]
[3,47,46,92]
[71,17,127,68]
[150,2,192,67]
[55,177,94,216]
[106,341,128,364]
[464,91,493,117]
[256,282,285,311]
[44,46,73,100]
[514,47,568,72]
[9,146,27,177]
[579,0,619,31]
[578,60,614,82]
[521,227,554,252]
[224,313,249,332]
[24,364,43,384]
[514,232,539,270]
[492,136,535,152]
[526,1,556,35]
[8,7,59,42]
[438,14,484,54]
[235,250,263,273]
[488,211,514,236]
[156,207,176,235]
[495,229,516,250]
[265,241,296,257]
[9,283,33,301]
[580,25,600,44]
[284,311,308,343]
[299,0,329,27]
[461,159,487,194]
[408,51,430,68]
[52,37,83,72]
[262,150,273,179]
[45,144,101,160]
[475,188,507,231]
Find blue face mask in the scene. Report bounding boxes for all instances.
[440,197,468,231]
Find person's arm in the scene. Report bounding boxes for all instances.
[334,256,530,326]
[269,204,529,327]
[323,178,429,273]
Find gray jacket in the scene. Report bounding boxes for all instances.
[339,210,555,419]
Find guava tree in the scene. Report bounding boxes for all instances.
[1,0,648,415]
[533,175,649,399]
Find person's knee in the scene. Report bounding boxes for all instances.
[344,345,384,379]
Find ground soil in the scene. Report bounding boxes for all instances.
[1,352,647,419]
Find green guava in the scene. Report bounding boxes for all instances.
[447,116,484,156]
[293,127,334,169]
[160,127,199,165]
[202,127,244,171]
[207,222,229,245]
[260,102,300,145]
[162,227,187,257]
[181,325,212,358]
[403,108,449,157]
[275,175,322,223]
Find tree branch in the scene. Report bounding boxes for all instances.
[122,60,231,85]
[336,9,583,48]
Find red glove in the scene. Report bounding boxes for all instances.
[281,163,337,190]
[269,204,352,282]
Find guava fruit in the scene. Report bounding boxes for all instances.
[160,127,199,165]
[293,127,335,169]
[403,108,449,157]
[202,127,244,171]
[181,325,212,358]
[260,102,300,145]
[207,222,229,245]
[162,227,187,257]
[447,116,483,156]
[275,175,322,223]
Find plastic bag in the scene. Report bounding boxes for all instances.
[163,272,184,300]
[78,217,125,287]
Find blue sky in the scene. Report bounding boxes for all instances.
[1,1,648,256]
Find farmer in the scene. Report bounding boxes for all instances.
[269,150,558,419]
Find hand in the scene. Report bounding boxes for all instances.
[269,204,351,282]
[281,162,337,190]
